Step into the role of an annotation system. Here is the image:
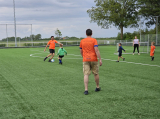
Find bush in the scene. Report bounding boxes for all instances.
[23,43,32,46]
[0,44,6,47]
[33,43,46,46]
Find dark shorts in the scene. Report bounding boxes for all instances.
[49,49,55,54]
[119,53,122,57]
[59,55,64,58]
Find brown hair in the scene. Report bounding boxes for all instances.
[152,42,155,45]
[59,44,63,47]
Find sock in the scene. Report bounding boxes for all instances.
[59,59,61,63]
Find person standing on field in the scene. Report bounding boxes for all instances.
[44,36,63,62]
[79,29,102,95]
[133,36,140,55]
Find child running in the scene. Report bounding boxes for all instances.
[150,42,156,61]
[116,43,126,62]
[57,44,67,64]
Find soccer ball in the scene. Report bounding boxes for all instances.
[51,59,54,62]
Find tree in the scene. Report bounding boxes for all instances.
[138,0,160,28]
[30,34,35,41]
[55,28,62,40]
[35,34,41,40]
[87,0,139,39]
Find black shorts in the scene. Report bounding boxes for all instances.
[59,55,64,58]
[49,49,55,54]
[119,53,122,57]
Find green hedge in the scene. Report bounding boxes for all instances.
[23,43,32,46]
[0,44,6,47]
[23,43,47,46]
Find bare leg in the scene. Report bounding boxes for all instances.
[94,74,99,88]
[47,53,52,58]
[49,53,55,60]
[118,56,120,61]
[84,75,89,91]
[120,56,123,59]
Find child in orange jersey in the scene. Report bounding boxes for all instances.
[150,42,156,61]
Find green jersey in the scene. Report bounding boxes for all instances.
[57,48,67,56]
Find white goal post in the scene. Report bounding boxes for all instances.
[114,42,149,54]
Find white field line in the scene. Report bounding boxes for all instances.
[30,52,160,68]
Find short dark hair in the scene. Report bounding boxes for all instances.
[51,36,54,38]
[119,43,122,45]
[86,29,92,36]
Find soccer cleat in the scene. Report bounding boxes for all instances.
[123,58,125,61]
[138,53,140,55]
[95,87,101,92]
[116,61,119,62]
[133,53,134,55]
[84,91,88,95]
[44,57,47,61]
[48,59,51,62]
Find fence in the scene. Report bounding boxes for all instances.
[141,34,160,45]
[0,40,129,47]
[0,34,160,48]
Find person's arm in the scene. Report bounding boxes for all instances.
[64,49,67,55]
[121,46,126,52]
[80,49,83,57]
[79,41,83,57]
[57,48,60,55]
[133,40,134,47]
[57,41,63,46]
[153,47,156,54]
[44,44,49,52]
[94,47,102,66]
[138,40,140,47]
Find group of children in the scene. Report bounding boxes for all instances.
[117,42,156,62]
[44,40,156,64]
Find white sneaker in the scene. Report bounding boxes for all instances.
[133,53,134,55]
[138,53,140,55]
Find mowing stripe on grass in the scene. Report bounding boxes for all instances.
[30,52,160,68]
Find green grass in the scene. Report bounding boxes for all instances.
[0,46,160,119]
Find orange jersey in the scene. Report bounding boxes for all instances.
[80,37,98,62]
[47,40,58,49]
[150,46,156,56]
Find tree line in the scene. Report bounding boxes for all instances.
[1,26,159,42]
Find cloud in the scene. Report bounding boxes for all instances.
[0,0,140,40]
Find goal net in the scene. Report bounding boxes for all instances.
[114,42,149,54]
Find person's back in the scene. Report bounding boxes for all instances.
[58,47,67,56]
[80,37,98,62]
[79,29,102,95]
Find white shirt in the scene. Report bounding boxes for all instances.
[133,39,139,44]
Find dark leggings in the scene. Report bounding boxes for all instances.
[133,44,139,53]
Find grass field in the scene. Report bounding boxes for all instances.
[0,46,160,119]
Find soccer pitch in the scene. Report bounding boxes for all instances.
[0,46,160,119]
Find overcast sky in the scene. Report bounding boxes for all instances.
[0,0,143,39]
